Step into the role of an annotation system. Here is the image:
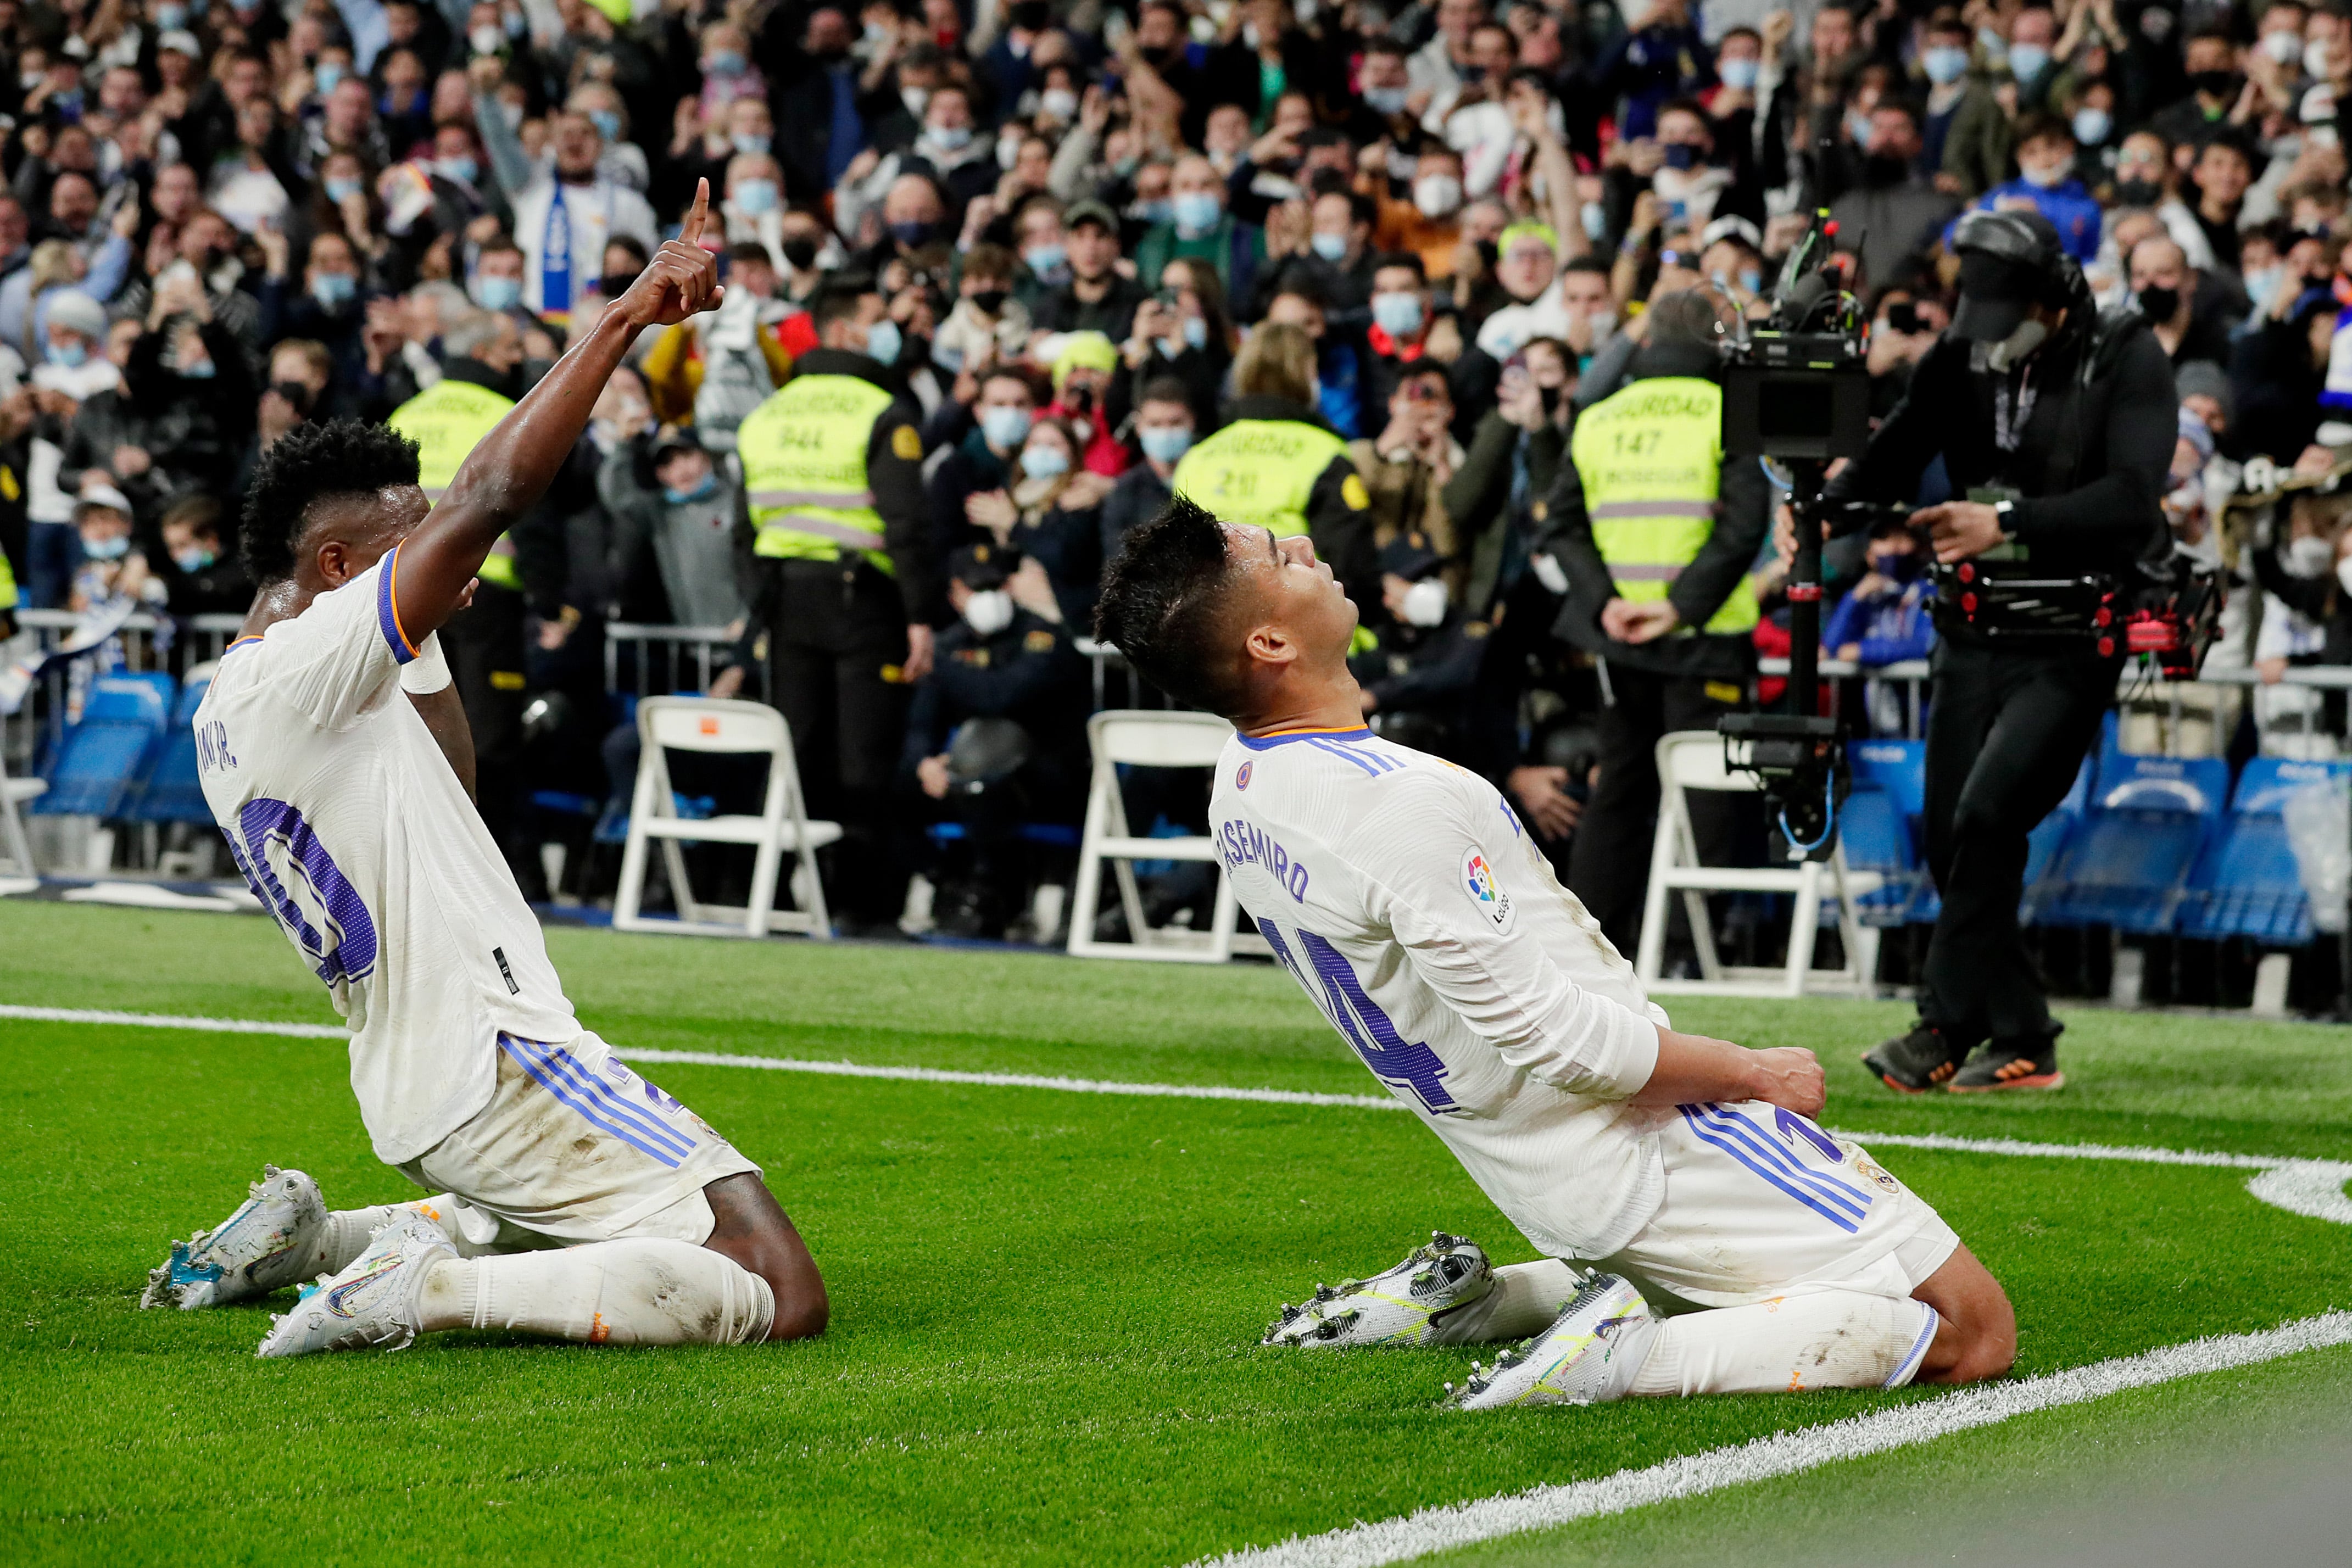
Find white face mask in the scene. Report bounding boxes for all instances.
[1401,577,1448,627]
[2288,534,2336,578]
[963,588,1015,635]
[2336,556,2352,598]
[2264,29,2304,64]
[1984,317,2048,371]
[1413,174,1463,219]
[2309,38,2337,79]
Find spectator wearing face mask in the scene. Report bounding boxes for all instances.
[155,492,251,621]
[1915,12,1998,192]
[1945,115,2099,261]
[932,244,1030,383]
[2150,29,2251,161]
[900,540,1090,940]
[2249,489,2352,752]
[932,363,1038,557]
[1827,98,1960,293]
[1041,331,1129,478]
[472,90,659,319]
[1367,146,1468,282]
[1346,528,1492,765]
[834,83,995,241]
[1591,0,1710,142]
[68,484,158,613]
[1100,375,1194,559]
[964,414,1108,629]
[1360,252,1443,418]
[1352,365,1467,579]
[1134,153,1263,305]
[2128,235,2235,367]
[597,424,749,631]
[1822,515,1936,667]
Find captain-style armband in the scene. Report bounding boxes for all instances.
[399,631,452,695]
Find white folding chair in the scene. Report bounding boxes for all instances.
[0,745,42,880]
[1066,709,1262,963]
[612,697,841,940]
[1635,731,1880,998]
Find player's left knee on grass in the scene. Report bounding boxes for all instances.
[701,1173,829,1343]
[1911,1243,2016,1385]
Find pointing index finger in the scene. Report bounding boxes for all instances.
[684,177,710,248]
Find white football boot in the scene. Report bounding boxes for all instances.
[255,1211,454,1358]
[1263,1231,1495,1348]
[1443,1272,1658,1410]
[141,1164,327,1310]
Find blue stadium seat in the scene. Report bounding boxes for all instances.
[124,678,213,825]
[32,673,175,818]
[2175,758,2352,946]
[2032,753,2227,933]
[1844,741,1927,925]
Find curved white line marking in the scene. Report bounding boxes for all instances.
[7,1005,2349,1223]
[1186,1312,2352,1568]
[9,1002,2352,1565]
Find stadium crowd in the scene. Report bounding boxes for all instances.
[2,0,2351,941]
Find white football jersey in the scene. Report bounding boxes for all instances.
[194,548,578,1163]
[1209,725,1670,1260]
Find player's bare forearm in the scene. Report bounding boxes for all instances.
[406,687,476,801]
[394,180,726,639]
[1630,1028,1826,1117]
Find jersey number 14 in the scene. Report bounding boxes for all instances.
[1257,919,1458,1115]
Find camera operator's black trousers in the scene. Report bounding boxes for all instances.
[1919,638,2119,1046]
[758,559,913,928]
[1568,663,1742,955]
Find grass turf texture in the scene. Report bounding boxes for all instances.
[2,900,2348,1565]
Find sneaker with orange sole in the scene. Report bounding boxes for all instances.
[1948,1037,2066,1091]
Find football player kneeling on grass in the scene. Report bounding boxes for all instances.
[140,186,828,1358]
[1093,497,2015,1408]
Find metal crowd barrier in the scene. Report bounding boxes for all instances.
[3,609,243,778]
[603,622,767,704]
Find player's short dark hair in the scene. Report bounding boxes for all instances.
[1095,493,1248,715]
[240,417,421,584]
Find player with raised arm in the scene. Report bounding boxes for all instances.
[1093,496,2015,1408]
[145,185,829,1358]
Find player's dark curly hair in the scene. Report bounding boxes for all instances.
[1093,493,1247,716]
[239,417,422,584]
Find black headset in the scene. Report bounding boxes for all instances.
[1951,209,2086,310]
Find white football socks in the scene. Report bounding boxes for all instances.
[1626,1290,1939,1395]
[415,1238,776,1346]
[312,1196,503,1274]
[1426,1259,1584,1344]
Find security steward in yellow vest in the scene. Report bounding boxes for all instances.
[724,277,941,937]
[387,313,567,884]
[1533,291,1766,953]
[1171,321,1376,609]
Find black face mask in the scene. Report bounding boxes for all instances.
[781,236,819,271]
[2137,284,2180,321]
[1537,383,1562,414]
[1863,152,1911,187]
[599,271,638,299]
[2114,177,2164,207]
[270,378,313,416]
[971,287,1008,314]
[2192,69,2239,98]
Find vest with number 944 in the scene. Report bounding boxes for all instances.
[738,374,898,573]
[388,378,522,590]
[1570,376,1756,635]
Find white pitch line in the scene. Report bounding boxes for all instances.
[11,1000,2352,1562]
[1188,1310,2352,1568]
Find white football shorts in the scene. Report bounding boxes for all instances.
[395,1031,761,1249]
[1590,1100,1961,1313]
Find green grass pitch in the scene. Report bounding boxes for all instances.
[5,899,2352,1565]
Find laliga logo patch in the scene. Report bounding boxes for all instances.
[1462,846,1514,931]
[1236,760,1253,790]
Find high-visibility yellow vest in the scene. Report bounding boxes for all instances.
[1171,418,1351,537]
[0,533,16,611]
[388,378,522,589]
[737,373,895,571]
[1569,376,1755,636]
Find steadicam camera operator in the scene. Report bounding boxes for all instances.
[1821,209,2177,1095]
